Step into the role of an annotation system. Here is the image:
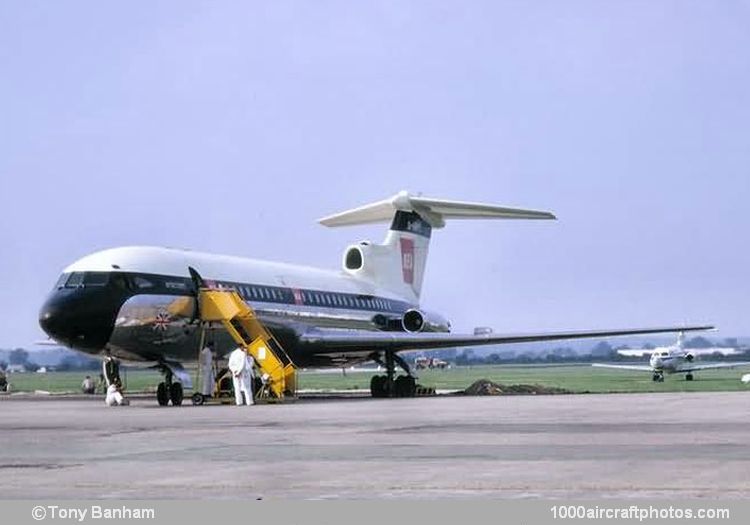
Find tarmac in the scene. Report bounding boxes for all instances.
[1,391,749,499]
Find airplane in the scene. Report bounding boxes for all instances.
[592,332,750,382]
[38,191,713,403]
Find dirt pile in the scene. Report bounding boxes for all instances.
[463,379,571,396]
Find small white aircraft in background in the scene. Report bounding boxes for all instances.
[593,332,750,382]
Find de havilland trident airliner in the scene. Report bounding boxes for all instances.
[39,191,712,401]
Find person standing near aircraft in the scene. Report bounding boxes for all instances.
[102,349,121,388]
[102,349,129,405]
[228,347,255,406]
[200,341,216,398]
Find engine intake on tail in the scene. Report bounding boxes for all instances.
[344,246,364,271]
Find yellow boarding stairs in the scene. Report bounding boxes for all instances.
[196,284,297,400]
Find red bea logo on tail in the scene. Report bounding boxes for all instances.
[400,237,414,284]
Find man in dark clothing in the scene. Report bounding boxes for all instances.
[102,350,122,388]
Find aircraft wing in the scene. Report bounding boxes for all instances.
[616,349,655,357]
[679,362,750,373]
[591,363,654,371]
[687,348,741,357]
[299,325,713,354]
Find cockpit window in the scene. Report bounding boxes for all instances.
[661,352,669,357]
[65,272,84,288]
[53,274,69,289]
[82,272,109,287]
[60,272,111,288]
[133,276,155,289]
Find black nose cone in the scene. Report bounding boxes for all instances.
[39,294,78,345]
[38,290,118,350]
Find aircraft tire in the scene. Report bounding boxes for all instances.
[370,375,387,398]
[686,373,694,381]
[395,375,416,397]
[191,393,205,406]
[157,382,169,406]
[170,382,184,406]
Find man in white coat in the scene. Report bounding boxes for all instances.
[200,341,216,398]
[228,347,255,406]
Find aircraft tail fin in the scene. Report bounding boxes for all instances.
[319,191,556,301]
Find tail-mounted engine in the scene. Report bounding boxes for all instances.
[372,309,450,333]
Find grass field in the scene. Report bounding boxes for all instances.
[4,363,749,394]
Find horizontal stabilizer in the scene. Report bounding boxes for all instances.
[318,191,556,228]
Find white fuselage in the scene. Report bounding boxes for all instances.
[39,246,448,367]
[649,347,693,374]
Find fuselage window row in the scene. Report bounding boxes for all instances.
[53,272,402,314]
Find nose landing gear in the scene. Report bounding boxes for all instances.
[155,362,189,406]
[652,371,665,382]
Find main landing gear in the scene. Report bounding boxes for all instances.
[369,351,418,398]
[652,371,665,383]
[685,373,694,381]
[156,363,184,406]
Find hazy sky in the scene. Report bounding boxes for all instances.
[1,1,748,347]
